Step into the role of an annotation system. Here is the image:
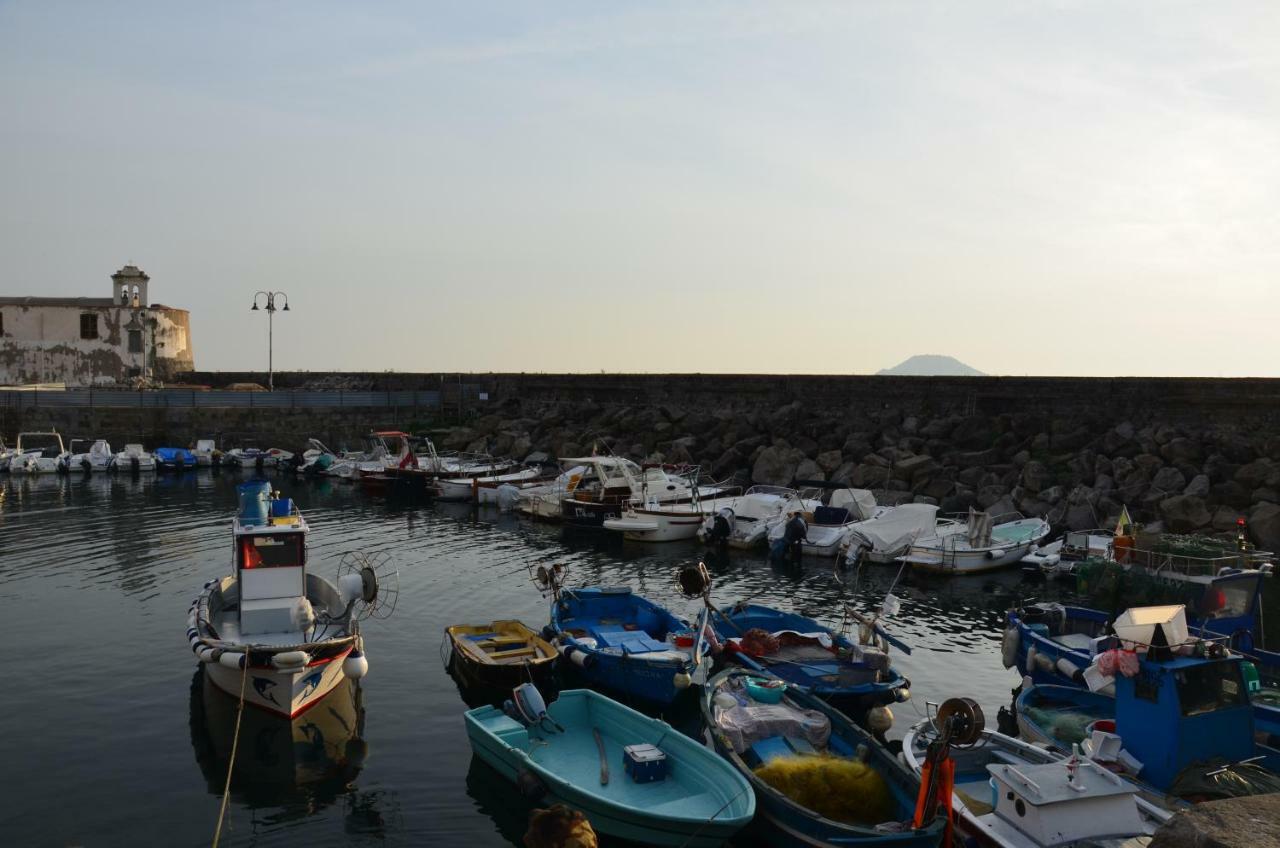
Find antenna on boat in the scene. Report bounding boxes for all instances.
[336,551,400,620]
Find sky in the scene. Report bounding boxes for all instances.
[2,1,1278,376]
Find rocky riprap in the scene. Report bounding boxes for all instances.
[433,401,1280,552]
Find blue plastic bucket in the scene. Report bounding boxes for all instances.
[271,497,293,518]
[237,481,271,525]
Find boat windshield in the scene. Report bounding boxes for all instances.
[1198,575,1262,621]
[238,534,305,569]
[1176,662,1248,717]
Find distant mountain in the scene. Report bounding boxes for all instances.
[877,355,985,377]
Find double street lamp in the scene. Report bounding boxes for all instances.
[250,291,290,391]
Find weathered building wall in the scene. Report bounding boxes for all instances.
[0,302,192,386]
[1,264,194,386]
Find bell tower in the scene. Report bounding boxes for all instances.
[111,264,150,307]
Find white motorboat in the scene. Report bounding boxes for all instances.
[225,447,294,468]
[561,456,733,527]
[479,464,583,508]
[436,464,544,502]
[297,438,359,476]
[765,488,882,557]
[62,439,115,473]
[112,443,158,472]
[904,510,1052,575]
[902,700,1169,848]
[193,439,222,467]
[513,462,591,518]
[414,436,519,479]
[11,431,66,474]
[842,503,962,565]
[603,491,750,542]
[695,485,814,549]
[186,482,395,718]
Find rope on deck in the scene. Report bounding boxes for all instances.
[211,657,250,848]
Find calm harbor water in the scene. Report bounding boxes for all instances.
[2,472,1088,846]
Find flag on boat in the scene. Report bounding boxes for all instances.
[1115,505,1134,537]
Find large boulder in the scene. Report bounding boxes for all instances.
[1235,458,1274,490]
[794,458,825,483]
[1150,465,1187,495]
[1159,495,1212,532]
[816,450,844,474]
[896,453,938,483]
[1021,460,1051,492]
[751,444,807,487]
[1183,474,1211,498]
[1248,501,1280,553]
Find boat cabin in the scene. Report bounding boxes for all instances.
[232,482,312,638]
[1114,653,1254,790]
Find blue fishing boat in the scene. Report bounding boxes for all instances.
[708,602,910,725]
[702,668,945,847]
[156,446,198,471]
[465,685,755,847]
[1006,602,1280,741]
[1013,661,1280,808]
[548,587,710,705]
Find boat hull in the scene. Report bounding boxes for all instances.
[465,689,753,847]
[704,670,945,848]
[603,512,707,542]
[907,541,1036,574]
[205,649,352,719]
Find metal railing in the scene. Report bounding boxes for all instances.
[0,388,442,409]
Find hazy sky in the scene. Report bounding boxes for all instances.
[2,2,1278,376]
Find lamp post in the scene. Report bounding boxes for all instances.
[251,291,290,391]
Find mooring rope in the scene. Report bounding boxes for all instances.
[211,655,250,848]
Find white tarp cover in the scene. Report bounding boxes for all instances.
[713,680,832,754]
[830,488,878,521]
[846,503,940,555]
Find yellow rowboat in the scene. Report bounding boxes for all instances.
[445,620,558,690]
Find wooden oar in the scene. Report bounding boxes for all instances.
[593,728,609,785]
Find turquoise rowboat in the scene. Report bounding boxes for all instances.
[465,688,755,846]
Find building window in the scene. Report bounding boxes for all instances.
[128,329,143,353]
[80,313,99,340]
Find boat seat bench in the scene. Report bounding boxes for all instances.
[750,734,818,764]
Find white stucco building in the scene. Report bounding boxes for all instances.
[0,265,194,386]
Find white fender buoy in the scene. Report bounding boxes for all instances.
[218,651,246,670]
[271,651,310,670]
[1025,645,1039,677]
[673,671,692,689]
[1035,651,1056,673]
[1001,627,1020,669]
[1056,657,1082,680]
[564,646,593,669]
[343,649,369,679]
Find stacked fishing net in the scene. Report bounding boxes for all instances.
[754,754,894,825]
[1074,560,1203,609]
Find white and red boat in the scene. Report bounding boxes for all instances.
[186,483,394,717]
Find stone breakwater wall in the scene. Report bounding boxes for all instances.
[428,374,1280,552]
[11,372,1280,550]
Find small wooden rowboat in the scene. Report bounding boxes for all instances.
[446,620,558,690]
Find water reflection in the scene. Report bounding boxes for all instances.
[188,669,368,814]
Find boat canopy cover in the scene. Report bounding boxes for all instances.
[847,504,939,552]
[829,488,877,521]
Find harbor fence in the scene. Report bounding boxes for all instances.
[0,388,443,409]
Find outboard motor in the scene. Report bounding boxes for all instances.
[503,683,564,734]
[707,507,735,547]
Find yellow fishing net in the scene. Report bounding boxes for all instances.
[754,754,894,826]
